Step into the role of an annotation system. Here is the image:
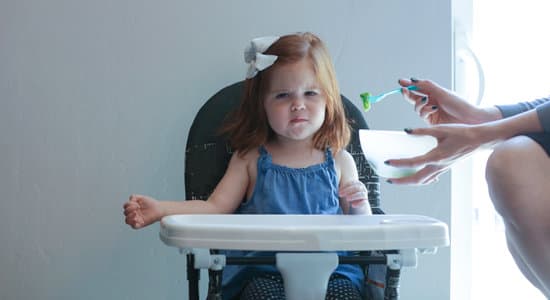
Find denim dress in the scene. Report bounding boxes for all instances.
[221,146,364,299]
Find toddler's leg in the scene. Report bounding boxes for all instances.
[239,273,285,300]
[486,136,550,298]
[239,272,362,300]
[325,274,362,300]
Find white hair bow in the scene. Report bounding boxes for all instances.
[244,36,280,78]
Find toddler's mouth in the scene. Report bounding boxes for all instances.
[291,118,307,123]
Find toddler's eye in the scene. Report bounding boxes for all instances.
[305,90,319,97]
[275,92,289,99]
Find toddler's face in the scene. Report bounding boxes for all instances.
[262,59,326,143]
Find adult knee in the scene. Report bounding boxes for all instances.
[485,140,522,183]
[485,136,548,226]
[485,139,528,219]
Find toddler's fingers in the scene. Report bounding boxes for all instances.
[123,201,139,213]
[338,186,352,196]
[125,210,137,219]
[126,215,143,229]
[128,221,142,229]
[123,201,133,210]
[340,186,367,201]
[125,215,136,228]
[338,183,354,196]
[345,189,368,203]
[351,199,367,208]
[129,194,146,203]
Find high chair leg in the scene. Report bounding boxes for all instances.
[384,267,401,300]
[207,269,223,300]
[186,253,200,300]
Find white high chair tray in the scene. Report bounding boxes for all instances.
[160,214,449,251]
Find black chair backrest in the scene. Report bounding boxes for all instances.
[184,81,382,212]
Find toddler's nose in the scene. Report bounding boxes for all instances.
[291,97,305,111]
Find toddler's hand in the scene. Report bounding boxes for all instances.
[339,181,371,215]
[123,194,162,229]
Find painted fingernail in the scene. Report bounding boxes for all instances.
[431,105,438,110]
[421,96,427,103]
[386,179,393,184]
[404,128,413,134]
[384,160,391,165]
[410,77,419,83]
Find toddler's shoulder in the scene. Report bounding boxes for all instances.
[333,148,358,179]
[333,148,353,163]
[231,148,261,166]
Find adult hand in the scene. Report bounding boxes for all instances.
[386,125,484,185]
[398,78,490,125]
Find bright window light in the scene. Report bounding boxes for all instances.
[469,1,550,299]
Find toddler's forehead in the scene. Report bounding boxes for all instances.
[265,60,318,88]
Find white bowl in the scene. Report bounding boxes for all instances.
[359,129,437,178]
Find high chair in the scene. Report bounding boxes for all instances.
[159,81,449,300]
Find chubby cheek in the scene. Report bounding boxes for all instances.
[265,110,288,133]
[311,108,326,129]
[264,104,288,131]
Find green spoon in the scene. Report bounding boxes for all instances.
[360,85,418,111]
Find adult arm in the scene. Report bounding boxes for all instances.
[498,98,550,132]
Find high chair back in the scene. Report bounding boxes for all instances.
[185,81,382,212]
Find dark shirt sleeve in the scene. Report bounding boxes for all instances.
[496,97,550,133]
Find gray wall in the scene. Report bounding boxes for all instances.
[0,0,452,299]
